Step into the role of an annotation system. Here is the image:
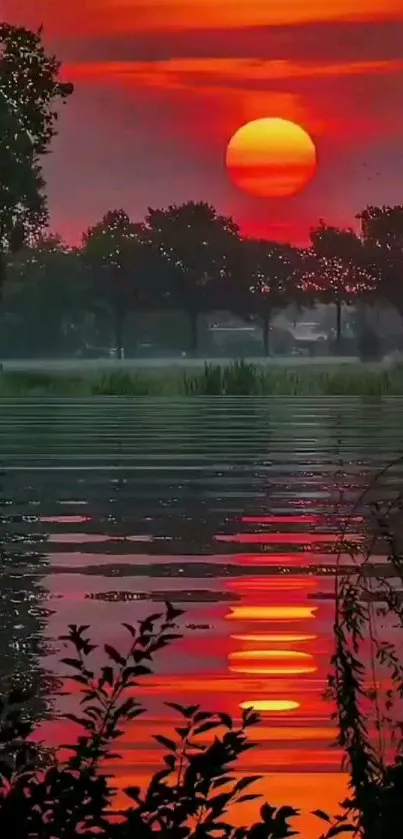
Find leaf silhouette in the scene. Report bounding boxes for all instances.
[104,644,126,666]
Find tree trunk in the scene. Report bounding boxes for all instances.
[262,312,271,356]
[115,308,125,359]
[356,300,367,335]
[0,252,3,370]
[189,311,198,356]
[0,251,5,300]
[335,301,342,350]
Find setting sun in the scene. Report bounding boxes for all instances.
[225,117,317,198]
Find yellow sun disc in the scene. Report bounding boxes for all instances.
[226,117,317,198]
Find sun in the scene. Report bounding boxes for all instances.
[225,117,317,198]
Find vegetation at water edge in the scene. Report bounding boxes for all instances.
[1,361,403,396]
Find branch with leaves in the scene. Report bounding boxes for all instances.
[0,603,304,839]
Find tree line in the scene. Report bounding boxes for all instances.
[2,201,403,358]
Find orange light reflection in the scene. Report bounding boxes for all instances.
[240,700,300,712]
[229,650,313,661]
[230,665,317,675]
[216,533,362,544]
[232,634,316,643]
[226,606,317,621]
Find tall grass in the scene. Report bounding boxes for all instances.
[183,360,263,394]
[1,362,403,396]
[0,370,86,396]
[91,371,158,395]
[184,361,403,396]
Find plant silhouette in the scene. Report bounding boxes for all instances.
[0,603,304,838]
[1,577,402,839]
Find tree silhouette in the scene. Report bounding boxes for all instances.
[5,236,85,356]
[146,202,241,355]
[242,240,299,356]
[307,222,374,349]
[0,23,73,293]
[357,205,403,317]
[82,210,163,358]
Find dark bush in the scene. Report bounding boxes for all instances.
[328,336,356,357]
[0,604,304,839]
[271,327,295,356]
[357,328,383,361]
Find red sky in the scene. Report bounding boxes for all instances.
[3,0,403,244]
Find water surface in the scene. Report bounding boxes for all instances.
[1,397,403,836]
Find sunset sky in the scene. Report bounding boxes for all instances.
[4,0,403,244]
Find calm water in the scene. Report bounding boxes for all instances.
[1,396,403,836]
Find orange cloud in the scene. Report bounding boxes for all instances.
[53,0,403,32]
[63,57,403,89]
[4,0,403,37]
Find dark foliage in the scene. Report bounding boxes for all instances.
[357,205,403,316]
[329,456,403,838]
[145,201,242,355]
[0,603,300,838]
[0,23,73,256]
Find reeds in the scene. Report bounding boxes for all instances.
[91,371,158,395]
[0,370,86,395]
[183,360,263,394]
[0,361,403,397]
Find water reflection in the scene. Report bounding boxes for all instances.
[1,397,403,837]
[240,700,300,712]
[226,606,318,620]
[0,488,56,713]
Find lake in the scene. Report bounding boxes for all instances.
[1,396,403,837]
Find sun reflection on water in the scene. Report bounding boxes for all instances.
[231,634,316,642]
[226,606,317,620]
[224,561,323,727]
[240,700,300,712]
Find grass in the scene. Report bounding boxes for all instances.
[0,360,403,396]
